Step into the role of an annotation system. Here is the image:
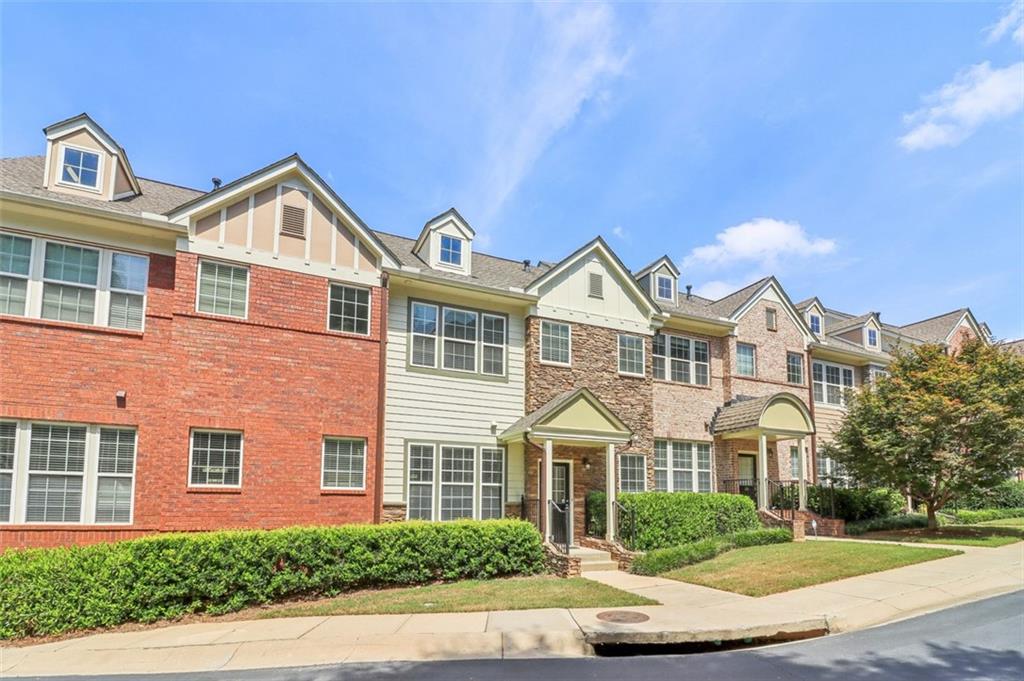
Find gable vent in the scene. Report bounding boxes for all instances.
[588,272,604,299]
[281,205,306,239]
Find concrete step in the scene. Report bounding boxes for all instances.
[570,547,614,563]
[580,560,621,573]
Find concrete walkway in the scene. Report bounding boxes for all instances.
[2,538,1021,677]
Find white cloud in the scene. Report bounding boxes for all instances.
[682,217,836,271]
[611,225,629,240]
[471,4,629,225]
[986,0,1023,45]
[899,61,1024,151]
[694,280,745,300]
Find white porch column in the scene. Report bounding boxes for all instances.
[605,443,616,541]
[757,433,769,511]
[543,438,553,540]
[797,437,808,511]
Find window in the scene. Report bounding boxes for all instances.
[481,314,506,376]
[42,242,99,324]
[108,253,148,330]
[653,440,712,493]
[618,335,645,376]
[619,454,646,493]
[0,234,31,316]
[410,302,439,368]
[95,428,136,523]
[407,444,435,520]
[787,352,804,385]
[60,146,100,189]
[790,446,800,479]
[655,274,674,301]
[26,424,86,522]
[189,430,242,487]
[812,361,855,406]
[588,272,603,299]
[480,448,505,520]
[868,366,889,384]
[816,454,850,485]
[867,328,878,348]
[540,320,571,365]
[197,260,248,318]
[322,438,365,490]
[443,308,477,372]
[736,343,756,377]
[809,314,821,334]
[0,422,15,522]
[766,308,778,331]
[439,235,462,266]
[440,446,475,520]
[328,284,370,335]
[653,333,710,386]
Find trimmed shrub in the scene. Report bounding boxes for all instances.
[807,486,905,522]
[0,520,545,639]
[586,490,607,538]
[957,481,1024,510]
[953,508,1024,524]
[618,492,760,551]
[631,528,791,576]
[845,514,929,535]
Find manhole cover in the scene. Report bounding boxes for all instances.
[596,610,650,624]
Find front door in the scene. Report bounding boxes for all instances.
[551,462,572,546]
[738,454,758,506]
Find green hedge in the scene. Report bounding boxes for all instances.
[957,481,1024,510]
[845,514,930,535]
[586,490,607,537]
[0,520,545,639]
[807,486,905,522]
[631,528,791,576]
[953,508,1024,524]
[617,492,760,551]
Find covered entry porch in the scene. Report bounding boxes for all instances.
[500,388,632,550]
[712,393,815,512]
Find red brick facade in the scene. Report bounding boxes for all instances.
[1,251,385,548]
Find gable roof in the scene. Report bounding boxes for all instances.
[499,387,631,442]
[412,208,476,254]
[827,311,880,335]
[702,277,771,318]
[898,308,978,344]
[44,113,142,197]
[633,255,680,279]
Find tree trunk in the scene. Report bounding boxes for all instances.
[926,503,938,530]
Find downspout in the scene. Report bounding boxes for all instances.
[806,350,818,485]
[374,271,389,524]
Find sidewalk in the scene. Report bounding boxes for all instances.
[2,538,1021,677]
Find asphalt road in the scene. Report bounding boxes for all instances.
[13,590,1024,681]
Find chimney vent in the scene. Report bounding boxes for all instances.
[686,284,693,299]
[522,259,531,271]
[211,177,222,190]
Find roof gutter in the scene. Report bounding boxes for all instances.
[383,266,540,303]
[808,341,891,364]
[0,190,186,235]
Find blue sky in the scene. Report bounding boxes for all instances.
[2,2,1021,338]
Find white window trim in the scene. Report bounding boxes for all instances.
[405,441,437,520]
[617,334,646,377]
[195,258,250,320]
[809,313,822,334]
[654,274,674,301]
[786,352,805,385]
[479,446,506,520]
[865,327,879,348]
[736,342,757,377]
[480,313,507,377]
[320,437,367,491]
[654,440,714,493]
[1,420,137,526]
[187,428,244,489]
[441,307,479,375]
[412,303,508,377]
[326,281,372,337]
[55,142,104,193]
[405,443,506,521]
[438,234,463,268]
[653,332,711,386]
[812,359,856,408]
[618,453,647,493]
[539,319,572,367]
[410,301,439,369]
[0,232,150,332]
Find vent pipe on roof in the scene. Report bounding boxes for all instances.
[211,177,222,190]
[685,284,693,300]
[523,259,531,271]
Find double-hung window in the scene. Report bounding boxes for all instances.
[790,446,801,479]
[108,253,148,330]
[328,284,370,335]
[540,320,571,365]
[60,146,101,189]
[189,430,242,487]
[439,235,462,266]
[653,333,710,385]
[406,444,505,521]
[0,422,15,522]
[618,335,645,376]
[480,448,505,520]
[26,424,87,522]
[809,314,822,334]
[655,274,674,301]
[481,314,506,376]
[619,454,646,493]
[736,343,756,377]
[410,302,439,368]
[653,440,713,493]
[407,444,435,520]
[410,302,506,376]
[787,352,804,385]
[867,328,878,348]
[812,361,855,406]
[322,438,366,490]
[440,446,475,520]
[0,234,31,315]
[197,260,248,318]
[42,242,99,324]
[443,309,477,372]
[95,429,136,523]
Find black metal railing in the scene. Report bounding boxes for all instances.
[808,482,838,519]
[520,495,542,530]
[768,479,799,522]
[720,477,759,506]
[613,500,636,550]
[548,499,570,555]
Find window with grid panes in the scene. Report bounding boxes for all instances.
[322,438,365,489]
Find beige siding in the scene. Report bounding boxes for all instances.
[251,187,277,253]
[194,212,220,240]
[224,198,248,246]
[533,253,651,333]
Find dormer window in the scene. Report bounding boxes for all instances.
[439,235,463,267]
[809,314,821,334]
[60,147,100,190]
[655,274,674,301]
[867,328,878,348]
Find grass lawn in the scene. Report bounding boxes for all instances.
[975,516,1024,528]
[862,525,1024,547]
[663,541,960,596]
[259,576,656,619]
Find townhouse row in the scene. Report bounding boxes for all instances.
[0,115,990,548]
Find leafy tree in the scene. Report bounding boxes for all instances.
[822,340,1024,528]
